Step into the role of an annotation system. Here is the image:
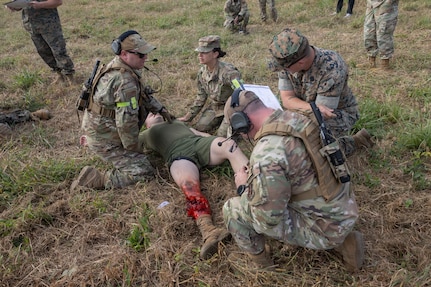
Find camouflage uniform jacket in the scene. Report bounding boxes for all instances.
[83,57,162,153]
[189,61,241,120]
[242,109,355,240]
[367,0,399,10]
[22,1,60,31]
[278,46,358,115]
[224,0,249,19]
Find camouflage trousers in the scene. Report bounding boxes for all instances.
[259,0,278,22]
[194,109,229,137]
[326,108,359,157]
[0,109,31,125]
[86,137,155,189]
[23,19,75,75]
[224,13,250,32]
[223,182,359,254]
[364,4,398,59]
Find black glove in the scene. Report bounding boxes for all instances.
[159,107,174,123]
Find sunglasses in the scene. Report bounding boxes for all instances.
[127,51,147,58]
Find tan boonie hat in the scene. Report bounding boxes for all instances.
[224,90,261,124]
[267,27,310,72]
[122,34,156,54]
[195,35,221,52]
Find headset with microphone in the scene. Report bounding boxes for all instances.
[143,58,159,70]
[217,88,254,152]
[111,30,139,55]
[229,88,252,134]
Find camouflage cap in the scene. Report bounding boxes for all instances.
[121,34,156,54]
[224,90,261,124]
[195,35,221,53]
[267,27,310,72]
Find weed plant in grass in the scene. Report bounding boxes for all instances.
[1,0,431,286]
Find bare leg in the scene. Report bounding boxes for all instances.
[208,138,248,174]
[170,160,211,219]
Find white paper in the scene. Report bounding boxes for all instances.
[243,84,282,111]
[4,0,31,9]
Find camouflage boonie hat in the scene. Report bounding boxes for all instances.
[122,34,156,54]
[267,27,310,72]
[224,90,260,125]
[195,35,221,53]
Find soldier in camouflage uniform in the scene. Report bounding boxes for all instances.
[267,27,374,157]
[71,31,173,190]
[363,0,399,69]
[223,0,250,34]
[178,36,242,137]
[222,90,365,271]
[7,0,75,85]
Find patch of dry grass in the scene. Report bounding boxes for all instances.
[1,0,431,286]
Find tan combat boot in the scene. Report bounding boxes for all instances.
[353,128,374,150]
[70,166,105,191]
[228,244,275,271]
[64,74,75,86]
[52,72,64,85]
[248,244,275,270]
[196,214,231,260]
[31,109,52,121]
[380,59,390,70]
[334,231,365,271]
[357,56,376,69]
[368,56,376,68]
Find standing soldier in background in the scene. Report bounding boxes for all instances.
[71,30,173,191]
[331,0,355,18]
[178,35,242,137]
[258,0,278,23]
[6,0,75,85]
[223,0,250,35]
[363,0,399,70]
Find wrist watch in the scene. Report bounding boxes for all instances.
[237,185,247,196]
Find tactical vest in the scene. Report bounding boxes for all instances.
[87,60,143,119]
[254,112,348,202]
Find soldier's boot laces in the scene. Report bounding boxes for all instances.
[70,166,105,191]
[334,231,365,271]
[196,214,231,260]
[353,128,375,149]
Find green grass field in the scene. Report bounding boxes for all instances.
[1,0,431,286]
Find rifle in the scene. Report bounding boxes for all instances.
[137,85,156,128]
[310,101,350,183]
[76,60,101,111]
